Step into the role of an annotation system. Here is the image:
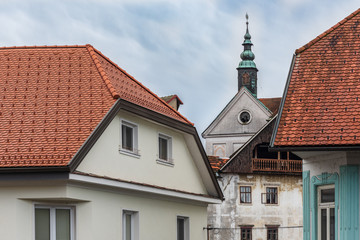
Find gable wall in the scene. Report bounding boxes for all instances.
[204,91,271,158]
[76,110,208,196]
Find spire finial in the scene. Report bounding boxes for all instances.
[246,13,249,29]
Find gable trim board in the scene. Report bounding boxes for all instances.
[202,87,272,137]
[270,54,296,150]
[220,115,277,171]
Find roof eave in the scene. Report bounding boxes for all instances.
[270,144,360,152]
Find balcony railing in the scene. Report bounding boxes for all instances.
[252,158,302,173]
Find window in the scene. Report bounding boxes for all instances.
[120,120,139,155]
[267,226,278,240]
[318,185,335,240]
[158,133,172,163]
[240,226,252,240]
[240,186,252,203]
[262,187,278,204]
[35,206,74,240]
[177,216,189,240]
[123,210,139,240]
[238,110,251,124]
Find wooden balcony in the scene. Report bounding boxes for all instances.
[252,158,302,173]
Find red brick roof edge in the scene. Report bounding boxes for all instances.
[295,8,360,54]
[89,45,193,125]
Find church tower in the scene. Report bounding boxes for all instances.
[237,14,258,97]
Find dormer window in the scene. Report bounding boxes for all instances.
[120,119,139,156]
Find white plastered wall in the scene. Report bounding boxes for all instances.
[76,110,208,195]
[0,184,209,240]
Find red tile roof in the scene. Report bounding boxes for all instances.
[258,97,281,115]
[208,156,229,172]
[0,45,192,168]
[273,8,360,147]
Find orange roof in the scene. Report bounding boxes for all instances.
[0,45,191,168]
[258,97,281,115]
[273,8,360,148]
[207,156,229,172]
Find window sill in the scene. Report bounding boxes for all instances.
[156,159,174,167]
[119,149,140,158]
[264,203,279,206]
[239,202,253,206]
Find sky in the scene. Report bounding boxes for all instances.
[0,0,359,135]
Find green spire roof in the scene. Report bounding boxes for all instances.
[238,13,257,69]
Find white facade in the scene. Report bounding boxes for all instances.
[0,109,222,240]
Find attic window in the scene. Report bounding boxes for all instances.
[238,110,251,125]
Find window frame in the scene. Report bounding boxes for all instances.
[262,187,278,205]
[177,216,189,240]
[120,119,140,157]
[266,226,278,240]
[317,184,335,240]
[239,186,252,204]
[240,225,253,240]
[122,210,139,240]
[34,205,75,240]
[157,133,173,165]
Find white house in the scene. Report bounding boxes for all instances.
[0,45,223,240]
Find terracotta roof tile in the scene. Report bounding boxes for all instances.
[208,156,229,172]
[258,97,281,115]
[0,45,192,167]
[275,8,360,147]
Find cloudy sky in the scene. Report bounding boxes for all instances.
[0,0,359,135]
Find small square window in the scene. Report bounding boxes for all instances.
[120,120,139,156]
[158,134,172,163]
[262,187,278,204]
[240,186,252,203]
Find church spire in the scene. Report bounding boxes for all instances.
[237,13,258,97]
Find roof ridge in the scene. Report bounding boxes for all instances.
[0,45,87,50]
[295,8,360,54]
[90,46,193,125]
[85,44,120,99]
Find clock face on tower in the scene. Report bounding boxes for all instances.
[242,72,250,85]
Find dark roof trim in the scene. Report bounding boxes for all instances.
[270,145,360,152]
[270,54,296,148]
[0,166,69,173]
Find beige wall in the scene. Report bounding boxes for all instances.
[77,110,208,195]
[0,183,209,240]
